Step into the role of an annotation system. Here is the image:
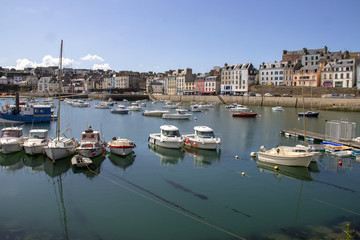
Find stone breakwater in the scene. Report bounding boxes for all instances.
[150,95,360,112]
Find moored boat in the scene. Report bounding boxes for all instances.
[143,110,169,117]
[232,112,257,118]
[148,125,184,149]
[272,106,284,111]
[111,105,129,114]
[182,126,221,150]
[254,145,315,167]
[108,137,136,156]
[0,127,25,154]
[71,154,93,168]
[76,126,106,158]
[298,111,319,117]
[162,110,192,120]
[23,129,49,155]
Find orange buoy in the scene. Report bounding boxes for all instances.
[339,161,343,166]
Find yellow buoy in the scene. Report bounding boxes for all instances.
[235,155,239,159]
[274,166,279,170]
[241,172,245,176]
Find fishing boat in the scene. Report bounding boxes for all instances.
[0,126,25,154]
[229,105,249,112]
[76,125,106,158]
[71,154,93,168]
[127,104,142,111]
[108,137,136,156]
[254,145,315,167]
[162,110,192,120]
[148,125,184,149]
[142,110,169,117]
[232,112,257,118]
[182,126,221,150]
[0,93,52,124]
[72,100,90,108]
[297,111,319,117]
[23,129,49,155]
[44,40,78,161]
[111,105,129,114]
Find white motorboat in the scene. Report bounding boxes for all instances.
[272,106,284,111]
[23,129,49,155]
[44,136,78,161]
[111,105,129,114]
[162,110,192,120]
[127,105,142,111]
[71,154,93,168]
[190,105,202,112]
[94,102,110,109]
[163,104,178,109]
[254,145,315,167]
[182,126,221,150]
[148,125,184,149]
[143,110,169,117]
[229,105,249,112]
[72,100,90,108]
[0,127,25,154]
[108,137,136,156]
[76,126,106,158]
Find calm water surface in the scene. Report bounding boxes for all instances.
[0,98,360,239]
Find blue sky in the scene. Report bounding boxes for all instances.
[1,0,359,73]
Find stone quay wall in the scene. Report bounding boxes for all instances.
[150,95,360,112]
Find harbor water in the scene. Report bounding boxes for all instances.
[0,98,360,239]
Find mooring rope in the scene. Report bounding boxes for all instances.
[84,164,246,240]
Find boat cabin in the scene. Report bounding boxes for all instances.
[29,129,48,139]
[194,126,215,138]
[161,125,180,137]
[81,126,101,142]
[1,127,23,138]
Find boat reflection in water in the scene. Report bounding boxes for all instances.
[0,151,25,171]
[255,160,313,181]
[148,144,185,165]
[108,152,136,170]
[44,157,71,178]
[184,148,221,167]
[23,153,47,171]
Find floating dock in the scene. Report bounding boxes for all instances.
[281,128,360,149]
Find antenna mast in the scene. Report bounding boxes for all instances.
[57,40,63,140]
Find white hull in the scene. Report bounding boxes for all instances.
[162,113,191,120]
[44,147,76,161]
[148,134,183,149]
[0,142,23,154]
[184,140,219,150]
[24,145,45,155]
[257,151,313,167]
[143,110,169,117]
[71,155,93,168]
[77,148,104,158]
[109,146,134,156]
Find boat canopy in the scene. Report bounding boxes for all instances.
[1,128,23,137]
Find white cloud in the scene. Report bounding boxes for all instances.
[92,63,111,70]
[7,55,75,70]
[81,54,104,62]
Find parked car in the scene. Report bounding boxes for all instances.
[249,92,256,96]
[255,93,262,97]
[283,94,292,97]
[273,94,281,97]
[264,93,272,97]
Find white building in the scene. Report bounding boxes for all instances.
[259,62,286,86]
[332,59,356,88]
[221,63,256,95]
[37,77,51,92]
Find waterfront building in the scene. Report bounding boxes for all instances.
[301,47,327,67]
[220,63,256,95]
[357,64,360,90]
[204,76,219,95]
[259,61,286,86]
[332,59,356,88]
[283,60,302,86]
[321,62,334,87]
[195,73,208,95]
[176,68,193,95]
[149,81,163,94]
[37,77,51,92]
[292,66,319,87]
[0,76,7,84]
[183,80,195,95]
[167,71,177,95]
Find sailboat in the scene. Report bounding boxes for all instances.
[44,40,78,161]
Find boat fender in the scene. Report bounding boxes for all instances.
[71,138,75,141]
[193,142,198,147]
[250,152,256,157]
[276,148,280,154]
[148,137,150,142]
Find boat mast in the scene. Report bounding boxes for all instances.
[57,40,63,140]
[301,69,307,146]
